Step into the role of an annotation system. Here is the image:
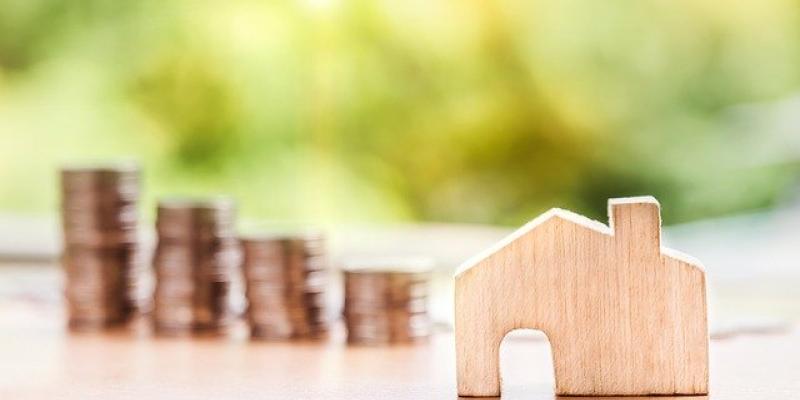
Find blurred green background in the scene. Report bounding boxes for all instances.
[1,0,800,226]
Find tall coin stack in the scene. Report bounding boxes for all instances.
[60,164,146,330]
[241,233,328,340]
[152,198,241,335]
[343,259,433,345]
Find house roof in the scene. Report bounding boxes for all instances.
[455,206,704,277]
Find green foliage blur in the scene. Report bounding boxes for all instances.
[1,0,799,225]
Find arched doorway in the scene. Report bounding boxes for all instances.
[498,329,555,397]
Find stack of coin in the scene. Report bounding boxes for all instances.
[60,164,147,330]
[241,232,328,340]
[152,198,241,335]
[343,259,433,345]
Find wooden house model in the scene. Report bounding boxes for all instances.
[455,196,708,397]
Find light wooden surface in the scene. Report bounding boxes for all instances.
[456,197,708,396]
[0,217,797,399]
[0,302,797,400]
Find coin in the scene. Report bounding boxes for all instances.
[342,257,434,345]
[152,197,241,336]
[241,232,329,340]
[60,164,147,330]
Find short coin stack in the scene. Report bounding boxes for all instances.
[343,259,433,345]
[241,233,328,340]
[152,198,241,335]
[60,164,146,330]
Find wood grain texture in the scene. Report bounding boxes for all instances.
[455,197,708,397]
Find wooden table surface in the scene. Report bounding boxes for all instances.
[0,296,798,400]
[0,262,797,400]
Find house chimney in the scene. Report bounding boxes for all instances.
[609,196,662,257]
